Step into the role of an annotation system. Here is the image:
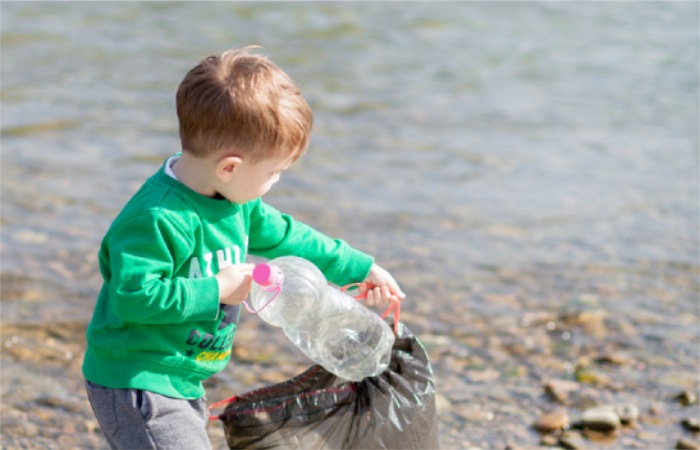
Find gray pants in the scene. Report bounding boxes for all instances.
[85,380,211,450]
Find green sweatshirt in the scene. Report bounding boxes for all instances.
[82,158,374,399]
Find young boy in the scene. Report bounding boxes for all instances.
[82,46,404,449]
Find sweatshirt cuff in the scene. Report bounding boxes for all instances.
[335,248,375,286]
[185,277,221,321]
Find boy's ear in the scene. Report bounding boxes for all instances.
[216,156,243,181]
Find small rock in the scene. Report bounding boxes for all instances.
[682,418,700,433]
[570,309,608,337]
[535,408,570,432]
[84,419,100,434]
[649,402,665,416]
[455,405,495,422]
[595,352,632,366]
[574,368,612,387]
[614,403,639,425]
[544,379,581,404]
[540,434,559,446]
[559,430,588,449]
[675,391,698,406]
[677,438,700,450]
[580,406,621,433]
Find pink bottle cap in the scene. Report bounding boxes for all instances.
[253,263,282,287]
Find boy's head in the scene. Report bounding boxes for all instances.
[176,46,312,163]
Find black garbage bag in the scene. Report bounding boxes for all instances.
[214,318,439,449]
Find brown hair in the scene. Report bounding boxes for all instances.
[176,46,312,162]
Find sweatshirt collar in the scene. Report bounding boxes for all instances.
[154,156,242,212]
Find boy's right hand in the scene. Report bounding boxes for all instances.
[216,263,255,305]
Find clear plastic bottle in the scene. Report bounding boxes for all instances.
[248,256,326,328]
[249,256,395,381]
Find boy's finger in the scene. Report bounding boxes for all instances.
[388,281,406,299]
[381,285,391,301]
[365,289,377,306]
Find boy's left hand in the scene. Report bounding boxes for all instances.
[360,263,406,306]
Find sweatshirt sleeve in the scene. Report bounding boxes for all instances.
[246,199,374,286]
[102,211,220,324]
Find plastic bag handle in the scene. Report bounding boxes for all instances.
[341,282,401,335]
[208,394,238,421]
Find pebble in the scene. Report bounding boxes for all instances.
[540,434,559,446]
[614,403,639,425]
[676,391,698,406]
[595,352,632,366]
[560,309,607,337]
[682,418,700,433]
[454,405,495,422]
[84,419,100,434]
[579,406,621,432]
[677,438,700,450]
[649,402,666,416]
[535,408,570,432]
[558,430,589,449]
[574,368,612,387]
[544,379,581,404]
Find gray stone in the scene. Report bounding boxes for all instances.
[682,418,700,433]
[580,406,621,433]
[675,391,698,406]
[614,403,639,425]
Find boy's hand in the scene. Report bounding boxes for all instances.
[216,263,255,305]
[360,263,406,307]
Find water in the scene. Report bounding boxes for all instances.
[1,2,698,448]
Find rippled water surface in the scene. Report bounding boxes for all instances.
[2,2,698,449]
